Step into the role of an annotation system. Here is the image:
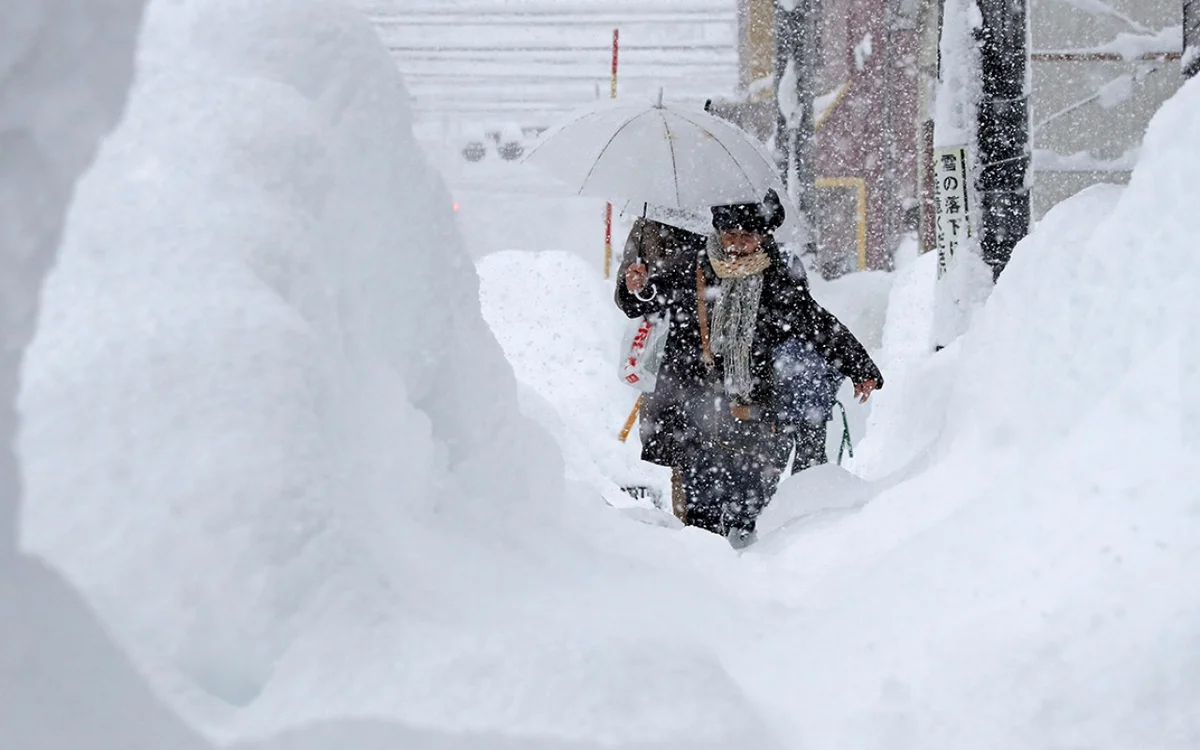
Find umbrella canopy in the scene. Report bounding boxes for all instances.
[618,202,712,236]
[524,97,786,211]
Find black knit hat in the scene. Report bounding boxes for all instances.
[711,189,785,235]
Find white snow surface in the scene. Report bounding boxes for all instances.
[1,0,218,748]
[478,250,670,505]
[1054,0,1149,34]
[2,556,215,749]
[10,1,1200,749]
[777,59,801,127]
[478,73,1200,750]
[17,2,777,748]
[831,81,1200,747]
[1034,145,1141,172]
[933,0,981,148]
[1096,72,1135,108]
[1094,25,1183,60]
[0,0,143,558]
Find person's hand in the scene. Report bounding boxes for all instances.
[853,379,878,404]
[625,263,649,293]
[730,403,754,421]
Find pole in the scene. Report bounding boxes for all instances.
[603,203,614,279]
[932,0,982,351]
[882,0,898,270]
[611,28,620,99]
[775,1,819,255]
[975,0,1029,280]
[1186,0,1200,78]
[618,395,643,442]
[604,29,620,278]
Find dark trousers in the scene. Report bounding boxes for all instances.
[678,432,780,536]
[785,420,829,475]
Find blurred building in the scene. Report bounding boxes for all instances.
[1029,0,1183,218]
[717,0,924,277]
[718,0,1186,278]
[808,0,923,277]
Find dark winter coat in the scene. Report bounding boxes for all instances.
[613,219,709,459]
[615,236,882,467]
[613,217,707,281]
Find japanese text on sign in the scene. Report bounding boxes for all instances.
[933,146,972,279]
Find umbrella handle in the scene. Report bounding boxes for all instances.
[634,202,648,266]
[633,283,658,302]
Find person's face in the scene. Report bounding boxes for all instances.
[719,229,762,257]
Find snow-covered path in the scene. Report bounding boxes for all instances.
[8,1,1200,749]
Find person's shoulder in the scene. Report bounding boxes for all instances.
[783,253,809,283]
[765,240,808,283]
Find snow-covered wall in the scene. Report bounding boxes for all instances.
[0,0,146,559]
[0,1,222,748]
[763,75,1200,749]
[14,4,777,748]
[19,0,571,709]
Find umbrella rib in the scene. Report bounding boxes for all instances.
[661,111,682,207]
[523,104,613,161]
[670,110,766,200]
[578,109,657,195]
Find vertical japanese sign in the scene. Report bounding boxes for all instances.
[933,146,971,279]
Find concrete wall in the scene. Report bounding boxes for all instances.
[1031,0,1183,218]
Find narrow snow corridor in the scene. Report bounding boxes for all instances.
[6,1,1199,749]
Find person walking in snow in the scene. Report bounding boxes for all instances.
[614,213,708,521]
[615,190,882,547]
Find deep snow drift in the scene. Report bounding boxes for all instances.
[478,250,670,506]
[18,2,779,748]
[0,0,215,747]
[12,0,1200,748]
[0,0,143,557]
[477,78,1200,750]
[738,82,1200,748]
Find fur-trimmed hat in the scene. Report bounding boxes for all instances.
[710,189,785,235]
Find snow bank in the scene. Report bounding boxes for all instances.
[15,0,1196,747]
[808,269,894,354]
[17,2,779,748]
[478,250,669,504]
[1,0,217,747]
[21,0,558,721]
[0,0,143,558]
[843,248,948,481]
[2,557,214,749]
[751,78,1200,749]
[783,241,918,464]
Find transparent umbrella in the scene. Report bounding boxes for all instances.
[523,92,787,212]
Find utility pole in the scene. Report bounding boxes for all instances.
[881,0,898,270]
[775,0,819,250]
[1186,0,1200,78]
[974,0,1030,280]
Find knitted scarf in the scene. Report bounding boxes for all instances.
[706,234,772,400]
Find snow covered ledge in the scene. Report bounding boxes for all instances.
[0,1,213,747]
[0,0,149,559]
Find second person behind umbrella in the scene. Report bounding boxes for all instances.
[615,190,882,548]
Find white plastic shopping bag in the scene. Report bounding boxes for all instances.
[619,313,670,392]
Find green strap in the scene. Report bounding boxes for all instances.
[836,400,854,466]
